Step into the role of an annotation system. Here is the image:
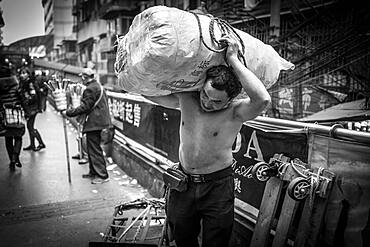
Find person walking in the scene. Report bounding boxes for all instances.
[145,35,271,247]
[35,71,49,112]
[19,67,45,151]
[0,62,26,170]
[65,68,112,184]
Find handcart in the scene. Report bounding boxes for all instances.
[90,198,174,247]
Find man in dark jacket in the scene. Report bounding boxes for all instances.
[65,68,112,184]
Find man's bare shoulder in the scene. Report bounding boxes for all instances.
[176,91,197,97]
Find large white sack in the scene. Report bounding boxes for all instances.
[115,6,294,96]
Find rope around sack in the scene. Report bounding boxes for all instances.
[191,12,247,67]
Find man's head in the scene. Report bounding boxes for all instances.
[200,65,242,112]
[79,68,95,84]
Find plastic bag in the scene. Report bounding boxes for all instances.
[115,6,294,96]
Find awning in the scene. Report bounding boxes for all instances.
[33,58,83,76]
[297,99,370,123]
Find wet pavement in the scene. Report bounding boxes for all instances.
[0,103,151,246]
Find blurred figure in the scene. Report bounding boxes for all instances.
[35,71,49,112]
[19,67,45,151]
[70,81,89,165]
[0,62,26,170]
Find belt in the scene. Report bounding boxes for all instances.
[182,160,235,183]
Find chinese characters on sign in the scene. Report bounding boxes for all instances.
[108,97,142,128]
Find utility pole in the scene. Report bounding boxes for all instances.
[269,0,283,118]
[0,0,4,45]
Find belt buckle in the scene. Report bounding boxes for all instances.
[191,174,205,183]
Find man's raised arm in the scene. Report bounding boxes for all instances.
[221,36,271,121]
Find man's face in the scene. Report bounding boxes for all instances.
[80,74,89,85]
[199,79,230,112]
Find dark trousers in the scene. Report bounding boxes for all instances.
[5,136,22,162]
[26,113,44,147]
[86,130,108,179]
[167,175,235,247]
[39,96,47,112]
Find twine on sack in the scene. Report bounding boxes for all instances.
[114,35,126,75]
[191,12,247,67]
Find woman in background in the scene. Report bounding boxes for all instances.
[19,67,45,151]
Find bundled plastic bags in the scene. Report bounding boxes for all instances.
[115,6,294,96]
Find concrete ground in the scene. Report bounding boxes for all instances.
[0,103,151,247]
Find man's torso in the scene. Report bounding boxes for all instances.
[178,92,242,174]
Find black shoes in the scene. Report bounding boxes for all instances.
[35,144,46,151]
[9,161,22,170]
[9,162,15,171]
[23,144,45,151]
[91,177,110,184]
[78,158,89,165]
[82,173,95,179]
[23,145,36,151]
[72,154,81,159]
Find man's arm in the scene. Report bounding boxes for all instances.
[221,36,271,122]
[144,94,180,109]
[66,86,96,117]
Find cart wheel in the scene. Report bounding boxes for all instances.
[251,162,270,182]
[287,177,311,201]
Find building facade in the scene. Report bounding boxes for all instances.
[42,0,76,63]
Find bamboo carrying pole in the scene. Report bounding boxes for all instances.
[252,116,370,144]
[62,116,72,183]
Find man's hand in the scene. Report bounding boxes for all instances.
[64,106,74,117]
[219,35,239,63]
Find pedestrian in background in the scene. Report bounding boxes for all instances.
[0,61,26,170]
[19,67,46,151]
[65,68,112,184]
[35,71,49,112]
[70,81,89,165]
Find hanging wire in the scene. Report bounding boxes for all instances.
[269,50,370,94]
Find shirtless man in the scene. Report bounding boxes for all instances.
[145,36,271,247]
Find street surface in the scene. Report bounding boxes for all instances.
[0,103,151,246]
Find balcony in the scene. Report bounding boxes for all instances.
[98,3,138,20]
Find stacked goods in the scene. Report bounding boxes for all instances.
[115,6,294,96]
[53,91,67,111]
[44,76,70,111]
[68,83,85,108]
